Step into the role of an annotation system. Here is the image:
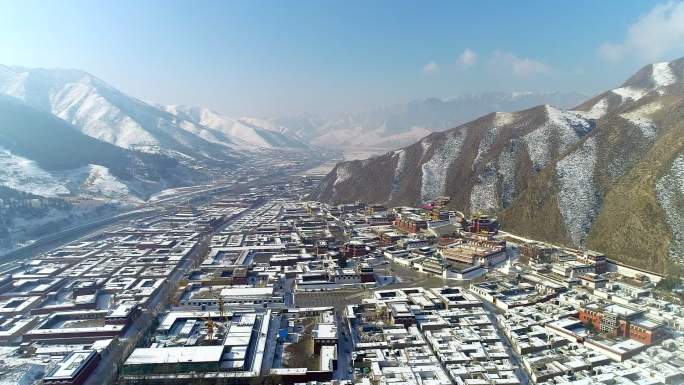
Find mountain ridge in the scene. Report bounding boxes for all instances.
[317,57,684,273]
[299,91,589,152]
[0,65,308,161]
[161,105,309,150]
[0,95,203,201]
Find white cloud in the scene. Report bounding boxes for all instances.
[600,1,684,62]
[422,61,439,75]
[457,49,478,67]
[491,50,550,77]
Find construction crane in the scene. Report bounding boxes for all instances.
[202,311,215,341]
[454,211,467,231]
[218,296,226,323]
[431,196,451,221]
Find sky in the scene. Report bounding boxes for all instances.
[1,0,684,117]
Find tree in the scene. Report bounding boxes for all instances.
[656,275,682,292]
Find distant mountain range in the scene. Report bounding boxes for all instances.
[0,65,317,202]
[317,57,684,274]
[0,63,589,202]
[0,65,309,160]
[295,92,589,151]
[160,105,309,150]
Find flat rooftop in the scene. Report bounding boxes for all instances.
[604,303,640,317]
[125,346,224,365]
[314,323,338,339]
[220,287,274,297]
[44,350,96,380]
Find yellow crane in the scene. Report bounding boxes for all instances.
[202,311,215,341]
[218,296,226,322]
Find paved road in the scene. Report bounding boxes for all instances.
[0,208,158,265]
[0,180,241,266]
[333,312,354,380]
[84,230,213,385]
[479,296,532,385]
[283,277,296,307]
[83,193,260,385]
[382,259,471,289]
[295,289,370,309]
[260,313,282,374]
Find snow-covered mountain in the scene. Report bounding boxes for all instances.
[0,65,308,160]
[0,95,203,202]
[318,57,684,274]
[298,92,588,151]
[0,64,590,157]
[161,105,308,150]
[0,149,141,203]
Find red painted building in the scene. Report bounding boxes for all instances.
[359,266,375,283]
[394,215,427,233]
[580,252,607,274]
[579,303,667,345]
[342,241,369,258]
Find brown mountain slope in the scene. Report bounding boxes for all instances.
[317,58,684,273]
[586,90,684,272]
[320,105,595,210]
[501,89,684,272]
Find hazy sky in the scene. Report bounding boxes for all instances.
[2,0,683,117]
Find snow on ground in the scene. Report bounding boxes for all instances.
[577,98,608,120]
[333,164,352,187]
[470,162,499,214]
[555,137,599,246]
[656,154,684,261]
[349,125,433,151]
[0,66,27,96]
[389,149,406,200]
[620,101,661,139]
[149,185,209,201]
[52,164,141,203]
[420,139,432,159]
[0,146,140,202]
[473,116,503,168]
[523,106,591,171]
[78,165,139,202]
[3,203,124,257]
[0,346,55,385]
[1,67,252,157]
[164,109,306,150]
[239,116,285,133]
[602,62,675,107]
[494,111,515,126]
[611,87,648,103]
[226,120,273,148]
[651,62,677,88]
[420,131,465,202]
[340,148,386,161]
[9,207,75,231]
[52,78,159,149]
[300,161,337,177]
[497,144,517,208]
[0,147,69,197]
[177,119,230,147]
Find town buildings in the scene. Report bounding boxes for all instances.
[0,180,681,385]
